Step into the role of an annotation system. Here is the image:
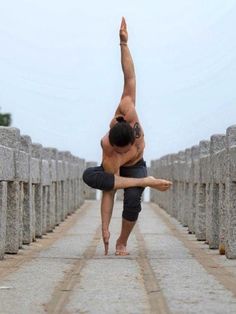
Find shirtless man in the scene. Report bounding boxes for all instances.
[83,17,172,256]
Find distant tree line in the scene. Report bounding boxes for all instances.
[0,107,12,126]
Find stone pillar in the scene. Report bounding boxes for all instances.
[188,145,200,234]
[49,148,60,225]
[0,127,21,254]
[225,125,236,258]
[116,190,123,201]
[58,151,68,220]
[31,143,43,237]
[168,154,177,217]
[150,160,156,203]
[85,161,97,200]
[0,182,7,259]
[79,158,86,207]
[206,134,225,249]
[57,152,65,222]
[18,135,34,244]
[177,151,185,223]
[64,152,73,215]
[166,155,172,213]
[182,148,191,227]
[71,156,77,213]
[195,140,210,241]
[74,157,80,209]
[6,181,20,253]
[42,148,53,232]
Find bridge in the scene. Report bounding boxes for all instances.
[0,125,236,313]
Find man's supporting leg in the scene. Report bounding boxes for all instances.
[116,185,143,256]
[116,218,136,255]
[101,190,116,255]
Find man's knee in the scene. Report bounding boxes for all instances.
[122,187,144,221]
[122,209,140,221]
[82,167,115,191]
[82,167,96,188]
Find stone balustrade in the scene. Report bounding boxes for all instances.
[84,161,97,200]
[0,126,94,260]
[150,124,236,259]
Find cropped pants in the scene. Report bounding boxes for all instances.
[83,158,147,221]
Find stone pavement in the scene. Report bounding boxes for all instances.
[0,200,236,314]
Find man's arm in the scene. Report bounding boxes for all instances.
[100,144,120,255]
[117,17,136,115]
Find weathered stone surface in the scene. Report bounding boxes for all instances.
[188,145,200,234]
[225,125,236,258]
[0,181,7,259]
[5,181,20,253]
[195,140,210,241]
[206,135,225,249]
[150,124,236,259]
[84,161,97,200]
[0,128,89,260]
[0,146,15,180]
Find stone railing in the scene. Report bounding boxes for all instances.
[150,124,236,259]
[0,127,94,260]
[84,161,97,200]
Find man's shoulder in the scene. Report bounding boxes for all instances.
[101,135,113,156]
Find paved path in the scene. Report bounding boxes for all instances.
[0,200,236,314]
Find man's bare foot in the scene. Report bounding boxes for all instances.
[115,240,130,256]
[146,176,172,191]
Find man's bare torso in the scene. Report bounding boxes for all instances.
[101,101,145,173]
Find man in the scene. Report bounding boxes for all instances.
[83,17,172,256]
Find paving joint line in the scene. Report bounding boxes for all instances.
[135,223,171,314]
[44,225,101,314]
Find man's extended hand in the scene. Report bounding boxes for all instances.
[102,229,110,255]
[120,17,128,43]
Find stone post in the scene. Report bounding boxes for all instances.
[42,148,53,232]
[206,134,225,249]
[31,143,43,237]
[150,160,156,203]
[181,148,191,227]
[58,151,66,222]
[85,161,97,200]
[177,151,185,223]
[50,148,60,225]
[188,145,200,234]
[79,158,86,207]
[18,135,34,244]
[0,127,21,254]
[195,140,210,240]
[0,182,7,259]
[225,125,236,258]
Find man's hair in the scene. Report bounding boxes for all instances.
[109,117,135,147]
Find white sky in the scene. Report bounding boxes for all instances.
[1,0,236,164]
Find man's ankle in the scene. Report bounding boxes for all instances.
[116,238,127,246]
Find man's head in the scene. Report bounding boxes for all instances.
[109,117,135,153]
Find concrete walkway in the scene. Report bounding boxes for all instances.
[0,200,236,314]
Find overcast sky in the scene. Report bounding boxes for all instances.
[1,0,236,164]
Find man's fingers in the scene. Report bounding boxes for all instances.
[123,16,127,28]
[120,16,126,30]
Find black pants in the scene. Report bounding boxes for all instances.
[83,158,147,221]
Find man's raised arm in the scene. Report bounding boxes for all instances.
[119,17,136,104]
